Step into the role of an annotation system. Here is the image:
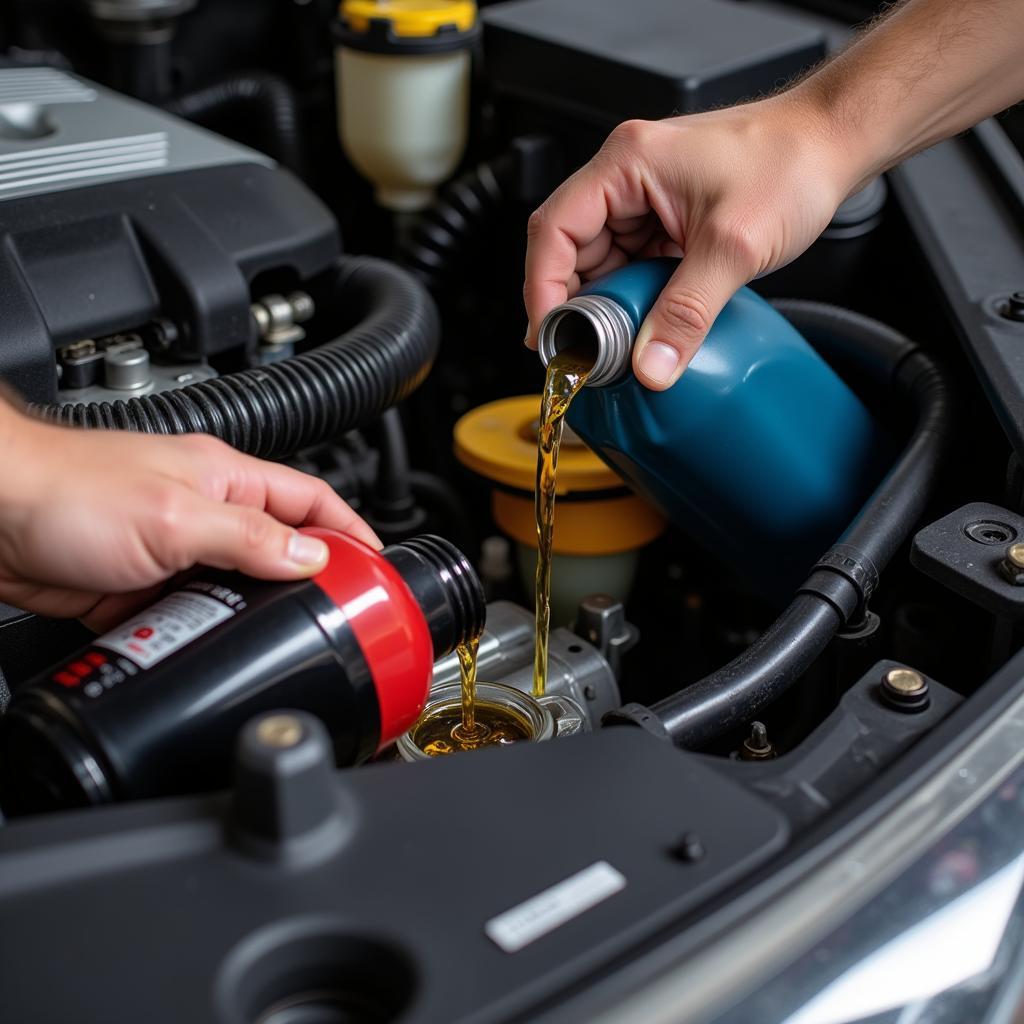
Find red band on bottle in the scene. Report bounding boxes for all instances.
[305,529,432,747]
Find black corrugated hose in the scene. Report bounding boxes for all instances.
[607,301,952,749]
[399,151,517,292]
[31,255,441,462]
[163,72,304,175]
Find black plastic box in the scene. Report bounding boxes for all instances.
[483,0,826,129]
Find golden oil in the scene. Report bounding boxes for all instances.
[455,633,482,738]
[533,347,592,696]
[409,698,534,756]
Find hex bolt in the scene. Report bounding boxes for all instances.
[1000,542,1024,585]
[880,666,930,713]
[740,721,775,760]
[256,713,304,749]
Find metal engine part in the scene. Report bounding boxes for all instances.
[57,331,217,405]
[431,599,628,728]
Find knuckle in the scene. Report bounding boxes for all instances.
[526,205,548,241]
[522,276,544,306]
[608,118,652,150]
[148,484,187,534]
[239,507,274,551]
[313,477,341,509]
[708,216,762,274]
[181,433,226,457]
[659,292,714,339]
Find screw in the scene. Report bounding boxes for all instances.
[1000,543,1024,585]
[880,666,930,712]
[256,714,304,749]
[668,832,705,863]
[740,721,775,760]
[1004,292,1024,323]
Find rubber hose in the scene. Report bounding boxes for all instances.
[373,408,415,507]
[638,302,952,748]
[774,302,951,575]
[399,153,516,291]
[31,256,441,462]
[164,72,303,174]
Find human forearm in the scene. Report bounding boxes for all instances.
[794,0,1024,194]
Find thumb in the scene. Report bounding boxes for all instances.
[160,496,331,580]
[632,249,749,391]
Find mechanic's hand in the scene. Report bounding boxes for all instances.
[0,401,380,631]
[523,92,856,390]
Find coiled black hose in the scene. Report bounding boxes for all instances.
[164,72,304,174]
[608,301,952,748]
[31,256,440,462]
[399,152,517,291]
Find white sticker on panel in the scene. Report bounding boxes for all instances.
[484,861,626,954]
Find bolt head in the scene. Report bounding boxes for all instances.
[256,714,304,749]
[999,543,1024,585]
[884,667,926,695]
[880,666,930,713]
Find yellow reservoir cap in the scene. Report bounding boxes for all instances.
[493,490,665,556]
[454,395,666,556]
[340,0,477,37]
[454,395,620,496]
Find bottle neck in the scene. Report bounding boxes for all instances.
[537,294,635,388]
[382,535,486,658]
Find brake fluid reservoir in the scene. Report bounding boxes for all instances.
[538,259,882,596]
[334,1,478,211]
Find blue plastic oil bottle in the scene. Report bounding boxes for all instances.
[537,258,881,596]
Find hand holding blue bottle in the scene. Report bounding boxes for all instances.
[523,0,1024,391]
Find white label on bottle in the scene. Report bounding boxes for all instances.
[484,861,626,953]
[95,591,235,669]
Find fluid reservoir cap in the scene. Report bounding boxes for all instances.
[455,395,620,496]
[454,396,666,555]
[336,0,479,53]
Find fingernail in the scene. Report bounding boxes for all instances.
[523,326,533,347]
[288,533,328,567]
[638,341,681,385]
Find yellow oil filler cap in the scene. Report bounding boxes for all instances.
[454,396,666,557]
[337,1,478,50]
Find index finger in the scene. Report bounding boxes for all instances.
[221,452,383,549]
[523,166,613,347]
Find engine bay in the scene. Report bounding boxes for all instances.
[2,1,1024,1021]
